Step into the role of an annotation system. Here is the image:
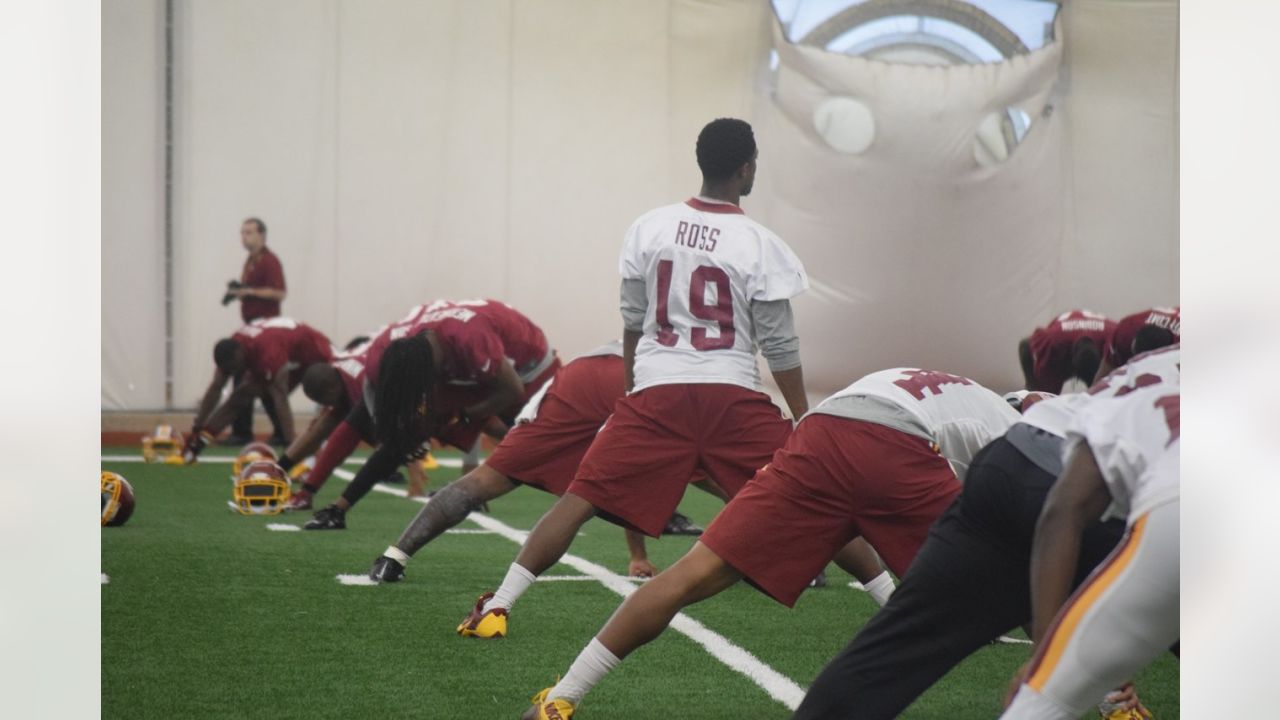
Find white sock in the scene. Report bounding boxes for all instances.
[864,571,895,607]
[484,563,536,612]
[548,638,620,705]
[384,545,411,565]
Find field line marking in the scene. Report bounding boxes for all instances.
[99,455,807,710]
[101,454,463,468]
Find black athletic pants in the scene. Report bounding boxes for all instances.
[792,437,1125,720]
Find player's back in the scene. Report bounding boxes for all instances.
[622,198,807,392]
[234,317,335,375]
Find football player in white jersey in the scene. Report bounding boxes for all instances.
[519,369,1020,720]
[1002,373,1180,719]
[795,345,1180,720]
[456,118,809,648]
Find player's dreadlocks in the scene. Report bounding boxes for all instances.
[696,118,756,182]
[374,333,436,462]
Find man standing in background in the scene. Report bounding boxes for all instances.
[224,217,288,445]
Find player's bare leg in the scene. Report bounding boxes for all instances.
[833,536,896,606]
[458,491,598,637]
[371,465,518,582]
[523,542,742,716]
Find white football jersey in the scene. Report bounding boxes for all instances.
[1020,345,1181,438]
[1064,384,1180,522]
[812,368,1020,481]
[621,198,808,392]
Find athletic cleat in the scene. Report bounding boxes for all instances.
[303,504,346,530]
[809,570,828,588]
[522,687,575,720]
[369,555,405,583]
[456,591,508,638]
[283,490,313,512]
[662,511,704,536]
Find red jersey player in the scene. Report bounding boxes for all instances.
[298,299,561,530]
[519,369,1021,719]
[1092,306,1180,382]
[1019,309,1117,392]
[456,118,810,651]
[184,317,335,461]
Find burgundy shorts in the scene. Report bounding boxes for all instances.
[433,357,563,451]
[700,414,961,608]
[485,355,625,495]
[568,383,792,538]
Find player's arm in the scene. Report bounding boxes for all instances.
[192,368,232,431]
[200,379,262,437]
[625,529,657,578]
[280,405,343,470]
[236,286,286,301]
[1027,441,1114,644]
[752,299,808,419]
[463,359,524,440]
[620,278,646,392]
[264,371,295,443]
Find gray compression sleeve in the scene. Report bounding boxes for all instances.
[620,278,647,332]
[751,299,801,372]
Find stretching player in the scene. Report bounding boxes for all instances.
[520,368,1020,719]
[456,118,810,642]
[1092,306,1179,382]
[1002,373,1180,718]
[183,317,335,462]
[793,345,1179,720]
[300,299,560,529]
[1019,309,1116,392]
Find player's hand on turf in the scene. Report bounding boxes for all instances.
[1102,681,1151,716]
[183,430,211,464]
[628,558,659,579]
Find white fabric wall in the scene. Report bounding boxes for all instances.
[102,0,1177,408]
[102,0,166,409]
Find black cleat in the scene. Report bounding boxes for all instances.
[808,570,828,589]
[662,512,704,536]
[304,504,346,530]
[369,555,406,583]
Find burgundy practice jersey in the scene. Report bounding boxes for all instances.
[1104,307,1180,368]
[1028,309,1117,384]
[232,317,335,383]
[363,299,552,388]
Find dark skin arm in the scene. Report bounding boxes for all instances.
[282,403,344,466]
[262,372,295,443]
[192,368,232,430]
[200,380,263,437]
[623,328,642,393]
[460,359,524,441]
[1027,442,1114,644]
[770,365,808,421]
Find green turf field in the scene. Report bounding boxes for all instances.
[101,448,1178,719]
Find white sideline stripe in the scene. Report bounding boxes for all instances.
[101,573,109,585]
[267,523,301,532]
[99,455,807,710]
[336,574,378,586]
[996,635,1033,645]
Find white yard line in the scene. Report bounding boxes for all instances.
[101,454,463,468]
[101,455,808,710]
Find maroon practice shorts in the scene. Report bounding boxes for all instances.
[700,414,961,608]
[485,355,625,495]
[568,383,791,538]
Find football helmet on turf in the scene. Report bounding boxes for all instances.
[101,471,136,527]
[232,460,291,515]
[141,425,184,463]
[232,441,278,478]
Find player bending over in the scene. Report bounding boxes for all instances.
[1019,309,1116,393]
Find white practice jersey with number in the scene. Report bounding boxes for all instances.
[1020,344,1181,439]
[815,368,1020,479]
[621,198,808,392]
[1065,382,1181,523]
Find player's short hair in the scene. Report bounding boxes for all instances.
[344,335,371,351]
[374,333,436,461]
[302,363,343,406]
[244,217,267,235]
[696,118,756,182]
[213,339,244,373]
[1132,325,1176,356]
